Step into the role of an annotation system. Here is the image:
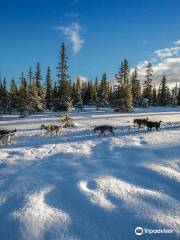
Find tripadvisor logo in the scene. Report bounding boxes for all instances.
[134,226,174,236]
[135,227,143,236]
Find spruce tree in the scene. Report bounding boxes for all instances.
[131,68,141,106]
[0,78,3,113]
[33,62,45,111]
[10,79,18,111]
[171,84,178,106]
[158,75,168,106]
[26,67,37,113]
[143,62,153,105]
[1,78,10,113]
[74,77,82,106]
[18,73,28,114]
[100,73,109,106]
[56,43,72,111]
[28,67,33,86]
[116,61,124,86]
[177,86,180,106]
[45,66,53,109]
[123,59,130,86]
[152,85,157,106]
[115,59,133,111]
[93,77,99,102]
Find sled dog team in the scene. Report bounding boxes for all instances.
[93,118,162,136]
[0,117,163,144]
[40,118,162,137]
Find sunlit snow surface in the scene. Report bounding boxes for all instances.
[0,106,180,240]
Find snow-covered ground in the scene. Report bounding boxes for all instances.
[0,107,180,240]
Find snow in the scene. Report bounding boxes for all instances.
[0,106,180,240]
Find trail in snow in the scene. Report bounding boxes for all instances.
[0,107,180,240]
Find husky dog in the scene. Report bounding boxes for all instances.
[93,125,116,136]
[133,118,148,129]
[0,134,12,145]
[0,129,16,136]
[41,124,49,131]
[41,124,63,135]
[145,121,162,131]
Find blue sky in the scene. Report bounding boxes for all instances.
[0,0,180,86]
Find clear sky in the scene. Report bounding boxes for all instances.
[0,0,180,86]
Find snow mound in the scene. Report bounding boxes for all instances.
[12,186,72,240]
[79,175,180,233]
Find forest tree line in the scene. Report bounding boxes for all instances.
[0,43,180,114]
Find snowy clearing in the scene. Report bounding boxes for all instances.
[0,107,180,240]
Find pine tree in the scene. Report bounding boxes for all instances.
[123,59,130,86]
[152,85,157,106]
[9,78,18,111]
[99,73,109,106]
[171,83,178,106]
[56,43,72,111]
[93,77,99,102]
[1,78,10,113]
[177,86,180,106]
[68,79,73,100]
[158,75,168,106]
[45,66,53,109]
[131,68,141,106]
[33,62,45,111]
[28,67,33,87]
[0,78,3,113]
[115,59,133,111]
[18,73,28,114]
[116,61,124,86]
[71,82,76,101]
[124,84,133,111]
[81,81,94,105]
[81,82,87,104]
[26,67,37,113]
[143,62,153,105]
[74,77,82,106]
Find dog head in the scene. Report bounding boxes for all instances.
[93,127,98,133]
[41,124,45,130]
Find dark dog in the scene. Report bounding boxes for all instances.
[145,121,162,131]
[133,118,148,129]
[93,125,116,136]
[41,124,49,131]
[0,129,16,136]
